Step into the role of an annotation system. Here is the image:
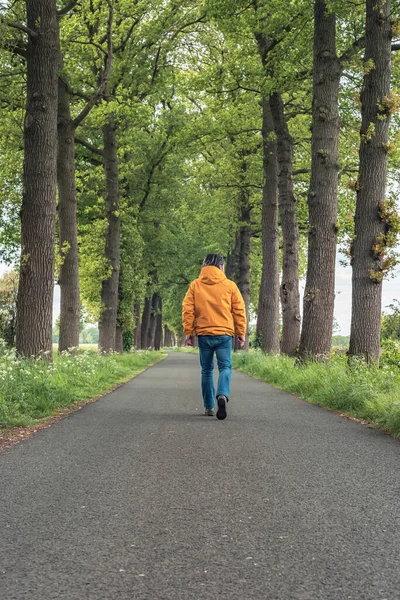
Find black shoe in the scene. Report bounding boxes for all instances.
[216,395,227,420]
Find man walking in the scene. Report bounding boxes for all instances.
[182,254,247,420]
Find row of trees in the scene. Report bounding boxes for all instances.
[0,0,399,363]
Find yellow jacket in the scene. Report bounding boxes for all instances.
[182,266,247,337]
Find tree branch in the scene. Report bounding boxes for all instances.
[114,17,142,53]
[212,183,263,190]
[338,35,365,65]
[73,95,101,128]
[4,20,38,39]
[169,12,208,41]
[70,39,107,56]
[151,45,162,86]
[72,1,114,128]
[2,39,27,59]
[293,168,311,176]
[57,1,79,17]
[139,143,169,210]
[75,136,104,157]
[69,87,91,102]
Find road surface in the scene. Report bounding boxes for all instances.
[1,351,399,599]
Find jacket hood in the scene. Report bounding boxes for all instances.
[198,265,227,285]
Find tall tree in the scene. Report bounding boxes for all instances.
[349,0,393,364]
[141,295,152,349]
[237,190,252,350]
[270,92,301,355]
[98,108,121,352]
[57,74,81,352]
[133,301,142,348]
[15,0,59,357]
[256,94,280,353]
[254,27,280,353]
[298,0,341,360]
[57,0,113,352]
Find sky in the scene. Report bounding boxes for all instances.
[331,256,399,335]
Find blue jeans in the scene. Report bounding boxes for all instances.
[197,335,232,409]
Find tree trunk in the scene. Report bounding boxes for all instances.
[16,0,59,358]
[57,76,80,353]
[164,325,173,347]
[237,194,251,351]
[163,325,167,348]
[141,296,151,349]
[256,96,280,354]
[149,292,160,349]
[134,301,141,349]
[98,114,120,353]
[270,92,301,356]
[349,0,392,365]
[225,232,240,281]
[154,298,163,351]
[298,0,341,360]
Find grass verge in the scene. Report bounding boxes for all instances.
[0,345,165,428]
[232,350,400,438]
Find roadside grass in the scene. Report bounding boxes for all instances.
[232,350,400,438]
[0,342,165,428]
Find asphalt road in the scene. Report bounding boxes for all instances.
[1,351,400,600]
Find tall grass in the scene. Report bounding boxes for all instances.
[232,350,400,438]
[0,341,164,428]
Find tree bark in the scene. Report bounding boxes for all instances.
[298,0,341,360]
[57,76,80,352]
[154,298,162,351]
[225,232,240,281]
[270,92,301,356]
[134,301,141,349]
[349,0,392,365]
[164,325,172,347]
[227,212,250,351]
[98,114,121,353]
[256,96,280,354]
[16,0,59,358]
[149,292,160,349]
[237,192,251,351]
[141,296,152,349]
[163,325,167,348]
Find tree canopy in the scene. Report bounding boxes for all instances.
[0,0,399,362]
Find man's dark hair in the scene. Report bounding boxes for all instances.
[202,253,224,268]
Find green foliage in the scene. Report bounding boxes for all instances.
[380,338,400,367]
[1,0,399,354]
[0,342,164,427]
[369,198,400,282]
[80,327,99,345]
[0,270,18,346]
[122,330,133,352]
[381,300,400,341]
[332,335,350,348]
[233,350,400,438]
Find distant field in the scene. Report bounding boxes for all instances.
[79,344,98,351]
[52,344,98,352]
